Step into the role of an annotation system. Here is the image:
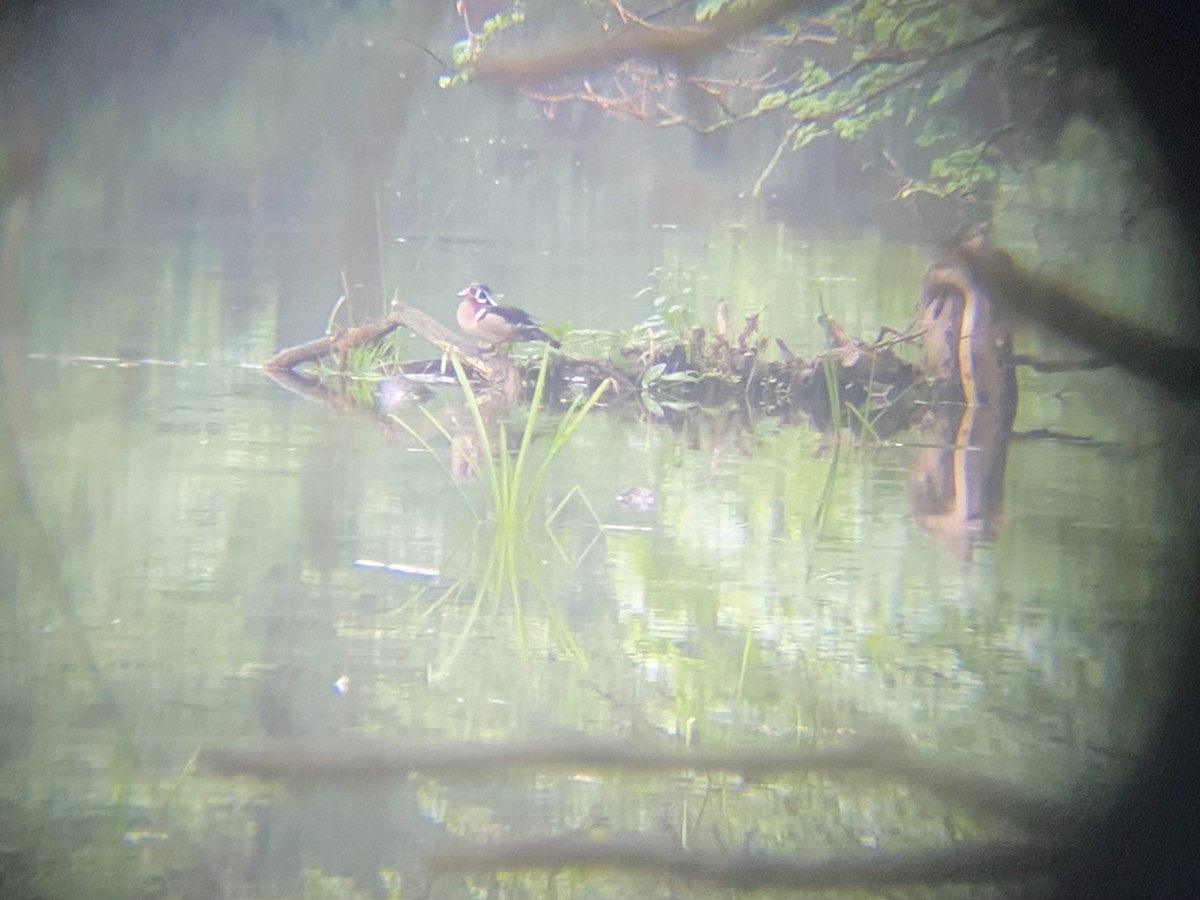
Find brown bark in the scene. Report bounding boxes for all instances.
[919,233,1018,408]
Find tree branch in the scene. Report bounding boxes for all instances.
[471,0,810,84]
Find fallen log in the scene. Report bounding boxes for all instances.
[260,236,1089,435]
[264,312,401,372]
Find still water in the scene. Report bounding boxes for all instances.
[1,205,1176,898]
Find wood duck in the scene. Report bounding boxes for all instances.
[456,283,561,349]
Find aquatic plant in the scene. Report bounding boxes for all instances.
[451,346,611,529]
[401,345,611,680]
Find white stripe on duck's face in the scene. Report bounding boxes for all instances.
[458,283,497,306]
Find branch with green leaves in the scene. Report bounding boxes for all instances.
[443,0,1068,200]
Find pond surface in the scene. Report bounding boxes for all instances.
[0,6,1192,898]
[1,202,1178,899]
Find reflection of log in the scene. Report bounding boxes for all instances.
[262,334,339,373]
[919,234,1018,408]
[912,235,1018,557]
[262,366,350,407]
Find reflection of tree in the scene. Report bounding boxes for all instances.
[909,400,1013,560]
[452,0,1117,201]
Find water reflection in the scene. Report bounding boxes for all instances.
[909,401,1013,559]
[1,276,1173,897]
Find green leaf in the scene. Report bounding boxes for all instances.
[874,13,897,42]
[660,370,700,384]
[915,117,949,148]
[758,91,788,112]
[642,363,667,386]
[695,0,729,21]
[796,62,830,92]
[928,68,969,106]
[792,122,825,150]
[450,39,473,67]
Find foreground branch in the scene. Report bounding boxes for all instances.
[952,243,1200,400]
[471,0,807,84]
[201,731,1075,833]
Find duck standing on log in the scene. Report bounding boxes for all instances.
[456,283,561,349]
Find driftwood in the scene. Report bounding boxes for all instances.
[263,301,515,383]
[260,292,929,440]
[263,313,401,373]
[260,234,1150,442]
[263,297,639,409]
[631,307,923,436]
[263,299,541,434]
[390,302,512,384]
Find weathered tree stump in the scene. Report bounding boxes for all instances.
[918,230,1018,409]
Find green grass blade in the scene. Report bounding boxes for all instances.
[736,627,753,699]
[388,411,480,521]
[508,343,551,512]
[812,442,841,531]
[523,378,613,518]
[451,354,503,515]
[844,401,881,443]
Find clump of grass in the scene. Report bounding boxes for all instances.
[405,346,610,680]
[453,345,611,529]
